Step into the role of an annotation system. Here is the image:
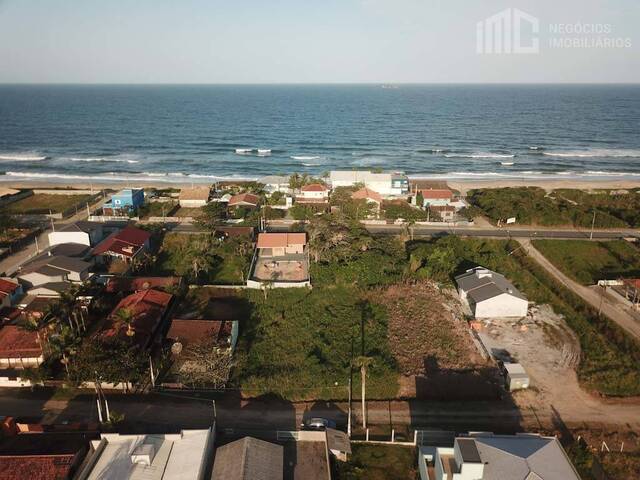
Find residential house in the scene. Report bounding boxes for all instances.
[179,186,211,208]
[0,429,97,479]
[351,187,382,216]
[92,225,151,263]
[0,278,23,309]
[211,436,283,480]
[296,184,329,204]
[77,429,214,480]
[455,267,528,319]
[227,193,261,210]
[48,221,104,248]
[329,170,409,196]
[256,233,306,257]
[102,188,144,216]
[101,289,173,348]
[426,433,581,480]
[18,256,92,287]
[0,325,43,369]
[26,282,73,298]
[258,175,291,194]
[418,188,454,207]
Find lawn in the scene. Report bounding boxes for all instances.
[532,239,640,285]
[334,444,418,480]
[414,236,640,396]
[154,233,251,285]
[6,193,94,214]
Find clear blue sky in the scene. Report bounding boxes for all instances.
[0,0,638,83]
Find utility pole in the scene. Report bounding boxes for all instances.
[590,210,596,241]
[34,236,40,254]
[149,356,155,388]
[347,374,352,437]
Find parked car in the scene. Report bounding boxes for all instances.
[301,417,336,431]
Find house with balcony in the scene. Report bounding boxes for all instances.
[248,233,310,288]
[102,188,144,216]
[329,170,409,196]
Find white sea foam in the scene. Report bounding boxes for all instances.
[257,149,271,154]
[0,152,48,161]
[543,148,640,158]
[68,157,140,164]
[291,155,321,161]
[235,148,253,154]
[445,153,516,159]
[3,171,259,183]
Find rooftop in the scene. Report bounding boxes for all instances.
[419,188,453,199]
[82,429,212,480]
[57,221,102,233]
[0,278,20,297]
[212,437,283,480]
[92,226,151,257]
[257,233,307,249]
[105,276,182,294]
[179,186,210,201]
[0,325,41,359]
[166,319,233,348]
[455,267,527,303]
[301,183,328,192]
[351,187,382,203]
[228,193,260,206]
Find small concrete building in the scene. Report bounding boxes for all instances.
[296,184,330,204]
[503,362,530,391]
[102,188,144,215]
[48,221,104,248]
[455,267,528,319]
[256,233,306,257]
[179,186,211,208]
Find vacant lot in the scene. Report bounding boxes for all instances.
[334,444,418,480]
[532,239,640,285]
[6,193,93,214]
[154,233,250,284]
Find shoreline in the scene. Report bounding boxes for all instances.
[3,177,640,194]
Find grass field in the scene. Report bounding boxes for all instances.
[532,240,640,285]
[6,193,93,214]
[334,444,418,480]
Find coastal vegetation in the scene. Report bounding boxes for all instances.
[532,239,640,285]
[467,187,639,227]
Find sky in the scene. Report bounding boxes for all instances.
[0,0,638,83]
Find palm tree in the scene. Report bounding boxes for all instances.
[20,312,51,356]
[48,325,80,378]
[115,307,135,337]
[353,356,374,429]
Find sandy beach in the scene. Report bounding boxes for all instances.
[4,177,640,195]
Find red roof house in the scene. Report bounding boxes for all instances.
[105,276,182,294]
[296,183,329,204]
[227,193,260,208]
[101,289,173,347]
[419,189,454,200]
[0,278,22,308]
[351,187,383,204]
[0,325,43,367]
[92,226,151,262]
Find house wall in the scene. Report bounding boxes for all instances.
[473,294,528,319]
[0,355,44,368]
[66,269,90,283]
[180,199,208,208]
[49,231,91,247]
[285,245,304,255]
[300,191,327,200]
[19,271,67,287]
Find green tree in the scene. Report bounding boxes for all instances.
[196,202,227,230]
[114,307,136,337]
[353,356,374,428]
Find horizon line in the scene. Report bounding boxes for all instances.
[0,81,639,86]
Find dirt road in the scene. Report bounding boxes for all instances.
[518,238,640,340]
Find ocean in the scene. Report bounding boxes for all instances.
[0,84,639,184]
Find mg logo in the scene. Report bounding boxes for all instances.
[477,8,539,54]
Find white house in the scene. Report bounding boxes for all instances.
[425,433,581,480]
[296,183,329,204]
[259,175,291,194]
[329,170,409,196]
[77,429,215,480]
[48,221,104,248]
[455,267,528,319]
[18,256,92,287]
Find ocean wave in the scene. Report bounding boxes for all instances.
[3,171,259,182]
[291,155,321,161]
[417,148,450,154]
[543,148,640,158]
[67,157,140,164]
[0,152,48,161]
[445,153,516,159]
[235,148,253,154]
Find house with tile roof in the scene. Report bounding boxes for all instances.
[211,437,283,480]
[101,289,173,348]
[0,325,43,369]
[0,278,23,309]
[455,267,528,319]
[296,183,329,204]
[249,233,310,288]
[18,255,92,287]
[228,193,261,208]
[92,225,151,263]
[179,186,211,208]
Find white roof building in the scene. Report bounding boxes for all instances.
[329,170,409,196]
[455,267,528,319]
[428,433,581,480]
[258,175,291,194]
[49,221,104,248]
[78,429,214,480]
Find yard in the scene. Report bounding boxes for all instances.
[154,233,251,284]
[334,444,418,480]
[5,193,94,215]
[532,239,640,285]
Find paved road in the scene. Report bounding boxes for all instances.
[519,239,640,341]
[167,221,638,240]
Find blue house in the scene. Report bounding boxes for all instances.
[103,188,144,215]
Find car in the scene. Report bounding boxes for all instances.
[300,417,337,431]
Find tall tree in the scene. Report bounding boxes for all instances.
[115,307,136,337]
[353,356,374,429]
